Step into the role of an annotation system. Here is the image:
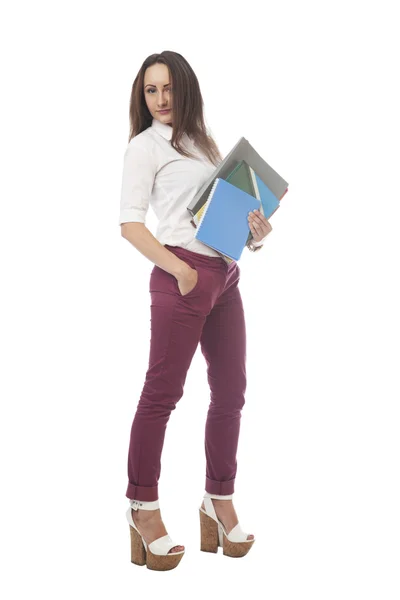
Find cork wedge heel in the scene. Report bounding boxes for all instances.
[126,499,185,571]
[199,492,255,558]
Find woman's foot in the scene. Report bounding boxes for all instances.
[201,498,254,541]
[131,508,184,554]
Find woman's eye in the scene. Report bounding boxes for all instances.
[147,87,171,94]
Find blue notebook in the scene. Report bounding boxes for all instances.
[195,178,261,261]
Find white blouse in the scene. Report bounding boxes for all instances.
[119,118,264,259]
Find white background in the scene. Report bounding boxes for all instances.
[1,0,399,598]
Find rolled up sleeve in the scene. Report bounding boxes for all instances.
[119,141,156,225]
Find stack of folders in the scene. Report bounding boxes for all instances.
[187,137,289,262]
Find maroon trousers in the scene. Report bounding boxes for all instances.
[126,244,247,501]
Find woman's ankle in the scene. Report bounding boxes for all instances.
[133,507,161,521]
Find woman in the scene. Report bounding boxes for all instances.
[119,51,272,571]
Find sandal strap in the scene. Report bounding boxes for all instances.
[225,522,250,543]
[202,496,217,522]
[148,534,183,556]
[129,498,160,511]
[204,492,234,500]
[202,492,234,523]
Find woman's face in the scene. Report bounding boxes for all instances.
[144,63,173,126]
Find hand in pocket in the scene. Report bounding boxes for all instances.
[176,266,199,297]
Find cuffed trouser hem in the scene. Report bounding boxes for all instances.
[126,482,159,502]
[205,476,235,495]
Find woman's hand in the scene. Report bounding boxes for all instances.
[176,265,198,296]
[248,209,272,243]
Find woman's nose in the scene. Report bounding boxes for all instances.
[157,92,168,106]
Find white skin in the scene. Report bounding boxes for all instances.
[144,63,173,127]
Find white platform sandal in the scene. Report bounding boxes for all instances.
[126,499,185,570]
[199,492,255,557]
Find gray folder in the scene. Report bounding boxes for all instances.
[187,137,289,218]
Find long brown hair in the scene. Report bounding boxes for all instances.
[128,51,223,166]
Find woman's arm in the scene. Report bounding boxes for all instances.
[121,222,190,280]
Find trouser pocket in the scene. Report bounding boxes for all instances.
[149,263,202,299]
[174,262,202,297]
